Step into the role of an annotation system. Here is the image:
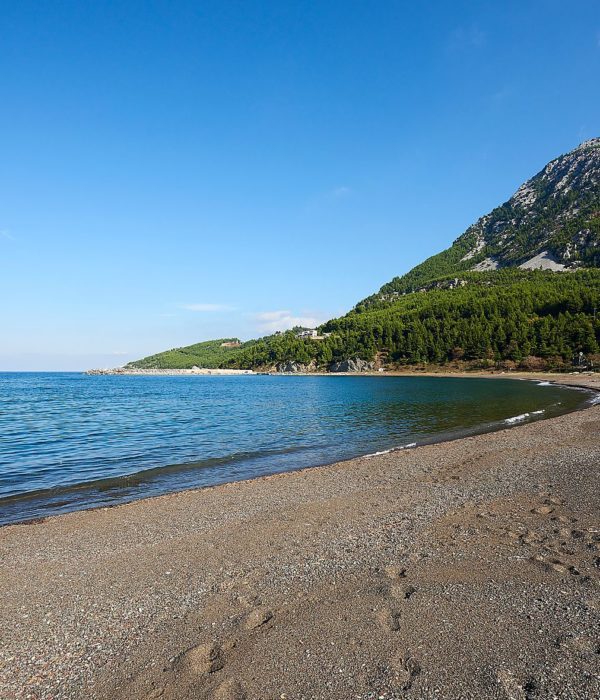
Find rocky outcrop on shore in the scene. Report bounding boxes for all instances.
[276,361,307,373]
[275,358,376,373]
[329,357,375,373]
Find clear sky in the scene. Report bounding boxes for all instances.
[1,1,599,370]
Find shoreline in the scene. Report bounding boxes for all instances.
[85,366,598,378]
[86,367,256,376]
[1,375,599,699]
[1,374,597,529]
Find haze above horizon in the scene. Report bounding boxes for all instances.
[1,1,599,370]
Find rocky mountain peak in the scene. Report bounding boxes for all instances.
[573,137,600,152]
[373,139,600,299]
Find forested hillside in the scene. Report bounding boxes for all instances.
[128,140,600,373]
[221,270,599,370]
[128,338,249,369]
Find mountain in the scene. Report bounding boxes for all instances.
[368,138,600,303]
[128,140,600,373]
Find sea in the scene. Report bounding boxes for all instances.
[0,372,593,525]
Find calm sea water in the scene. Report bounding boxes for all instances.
[0,373,592,525]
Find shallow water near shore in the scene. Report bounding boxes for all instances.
[0,372,592,525]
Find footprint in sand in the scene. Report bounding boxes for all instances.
[496,669,533,700]
[552,515,578,524]
[376,607,401,631]
[390,583,417,601]
[175,641,225,675]
[214,678,247,700]
[374,565,417,635]
[556,633,600,655]
[384,564,408,580]
[548,560,570,574]
[522,530,544,545]
[243,606,273,630]
[380,564,417,601]
[391,653,421,691]
[531,556,581,577]
[532,505,554,515]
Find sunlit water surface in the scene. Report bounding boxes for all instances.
[0,373,592,524]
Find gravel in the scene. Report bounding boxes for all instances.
[1,375,598,700]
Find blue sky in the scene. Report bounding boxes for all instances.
[1,1,599,370]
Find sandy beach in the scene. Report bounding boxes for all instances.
[1,375,599,699]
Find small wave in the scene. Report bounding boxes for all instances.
[367,449,393,457]
[537,381,552,386]
[504,413,530,424]
[365,442,418,458]
[504,410,544,424]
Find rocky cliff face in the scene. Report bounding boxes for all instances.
[276,360,317,373]
[275,358,375,373]
[464,138,600,271]
[374,138,600,300]
[329,358,375,373]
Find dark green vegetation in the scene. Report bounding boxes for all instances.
[128,140,600,372]
[129,270,600,371]
[128,338,251,369]
[218,270,598,369]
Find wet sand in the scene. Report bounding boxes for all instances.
[1,375,599,699]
